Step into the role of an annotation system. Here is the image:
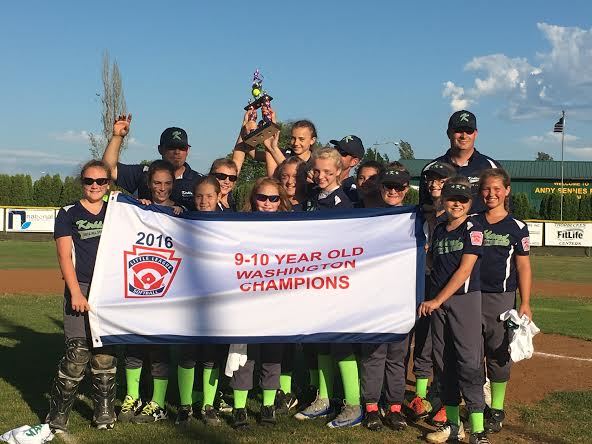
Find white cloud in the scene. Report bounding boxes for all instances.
[0,149,80,166]
[53,130,91,143]
[565,146,592,159]
[443,23,592,119]
[523,131,579,145]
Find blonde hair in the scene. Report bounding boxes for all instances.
[311,147,343,184]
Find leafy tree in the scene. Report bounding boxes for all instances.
[33,175,56,206]
[511,193,530,220]
[398,140,415,160]
[562,194,579,220]
[404,187,419,205]
[536,152,553,161]
[362,147,390,165]
[60,176,83,206]
[89,51,128,159]
[10,174,34,206]
[546,193,561,220]
[0,174,12,205]
[578,195,592,221]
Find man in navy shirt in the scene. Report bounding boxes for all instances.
[420,110,501,213]
[102,116,201,210]
[330,135,365,205]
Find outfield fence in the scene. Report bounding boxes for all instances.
[1,206,592,248]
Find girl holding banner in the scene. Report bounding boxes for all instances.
[47,160,117,432]
[175,175,227,427]
[121,161,183,424]
[230,177,292,429]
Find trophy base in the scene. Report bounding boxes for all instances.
[244,94,274,111]
[243,122,280,147]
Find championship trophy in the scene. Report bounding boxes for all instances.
[242,69,280,147]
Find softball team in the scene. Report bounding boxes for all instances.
[46,113,533,444]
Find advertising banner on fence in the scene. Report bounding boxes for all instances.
[526,222,543,247]
[4,208,55,232]
[0,209,4,232]
[544,222,592,247]
[89,193,425,346]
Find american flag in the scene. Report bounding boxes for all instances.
[553,116,564,133]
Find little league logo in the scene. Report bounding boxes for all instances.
[124,245,181,298]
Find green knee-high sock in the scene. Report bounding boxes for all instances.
[446,405,460,426]
[317,354,334,399]
[177,366,195,406]
[263,389,276,406]
[203,367,219,407]
[280,373,292,394]
[125,367,142,400]
[234,389,248,409]
[491,381,507,410]
[470,412,484,433]
[309,369,319,389]
[152,377,168,408]
[415,378,429,399]
[338,354,360,405]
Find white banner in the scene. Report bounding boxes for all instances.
[5,208,55,232]
[544,222,592,247]
[0,209,4,232]
[526,222,543,247]
[89,193,425,346]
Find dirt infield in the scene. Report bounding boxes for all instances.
[0,269,63,294]
[534,279,592,299]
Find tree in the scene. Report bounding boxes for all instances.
[398,140,415,160]
[512,193,530,220]
[546,193,561,220]
[578,195,592,221]
[33,175,56,206]
[536,152,553,161]
[60,176,83,206]
[0,174,11,205]
[404,187,419,205]
[10,174,33,206]
[562,193,579,221]
[362,147,390,165]
[89,51,128,159]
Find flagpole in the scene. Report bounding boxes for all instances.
[560,110,565,221]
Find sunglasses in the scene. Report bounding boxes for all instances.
[82,177,109,186]
[454,128,475,135]
[164,145,189,151]
[255,193,280,203]
[445,196,471,204]
[336,149,349,157]
[214,172,238,182]
[382,183,407,192]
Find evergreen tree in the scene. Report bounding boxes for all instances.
[0,175,11,205]
[512,193,529,220]
[539,194,549,219]
[60,176,83,206]
[547,193,561,220]
[577,195,592,221]
[33,175,55,206]
[404,188,419,205]
[563,194,579,220]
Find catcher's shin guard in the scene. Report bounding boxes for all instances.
[46,338,91,432]
[91,354,117,429]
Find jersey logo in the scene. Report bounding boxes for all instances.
[521,236,530,251]
[124,245,181,298]
[470,231,483,246]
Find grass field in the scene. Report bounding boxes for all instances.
[1,241,591,442]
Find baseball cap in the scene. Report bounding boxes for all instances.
[330,135,365,159]
[423,161,456,179]
[442,182,472,200]
[448,110,477,131]
[160,127,190,149]
[380,168,411,185]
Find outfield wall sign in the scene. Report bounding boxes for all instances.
[544,222,592,247]
[525,222,543,247]
[5,208,55,233]
[0,209,4,231]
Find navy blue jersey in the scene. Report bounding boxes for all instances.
[116,162,201,210]
[341,176,360,204]
[419,149,501,213]
[473,213,530,293]
[304,186,353,211]
[54,201,107,283]
[430,217,483,296]
[217,191,237,212]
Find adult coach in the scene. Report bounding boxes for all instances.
[102,115,201,210]
[419,110,501,213]
[330,135,365,204]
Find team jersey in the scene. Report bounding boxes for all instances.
[419,149,501,213]
[472,212,530,293]
[54,201,107,284]
[116,162,202,210]
[430,216,483,297]
[341,176,360,204]
[303,186,353,211]
[217,191,237,212]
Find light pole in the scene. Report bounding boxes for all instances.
[370,140,399,161]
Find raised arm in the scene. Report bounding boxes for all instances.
[102,114,132,181]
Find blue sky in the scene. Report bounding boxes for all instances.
[1,1,591,178]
